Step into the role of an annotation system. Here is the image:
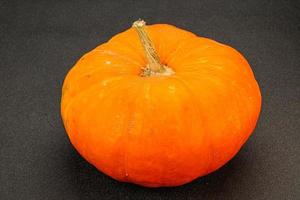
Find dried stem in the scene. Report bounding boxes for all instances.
[132,19,165,75]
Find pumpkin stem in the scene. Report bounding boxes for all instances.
[133,19,169,76]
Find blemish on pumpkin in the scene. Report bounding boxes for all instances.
[101,80,108,86]
[199,59,208,64]
[168,85,176,93]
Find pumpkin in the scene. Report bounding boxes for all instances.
[61,20,261,187]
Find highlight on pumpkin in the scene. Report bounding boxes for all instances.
[61,19,261,187]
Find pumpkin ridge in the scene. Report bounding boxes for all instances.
[109,45,143,63]
[170,75,213,173]
[93,49,142,67]
[173,44,213,63]
[178,55,252,77]
[61,75,129,122]
[164,37,199,66]
[122,88,142,181]
[176,68,251,86]
[169,74,231,173]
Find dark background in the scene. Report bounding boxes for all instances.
[1,0,299,199]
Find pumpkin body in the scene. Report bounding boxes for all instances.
[61,24,261,187]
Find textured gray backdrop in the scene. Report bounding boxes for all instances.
[0,0,299,199]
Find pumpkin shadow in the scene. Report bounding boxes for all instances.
[63,141,254,199]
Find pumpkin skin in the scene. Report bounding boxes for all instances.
[61,23,261,187]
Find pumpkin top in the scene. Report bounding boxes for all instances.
[62,19,256,102]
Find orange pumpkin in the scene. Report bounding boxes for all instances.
[61,20,261,187]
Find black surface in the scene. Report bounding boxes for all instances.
[1,0,299,199]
